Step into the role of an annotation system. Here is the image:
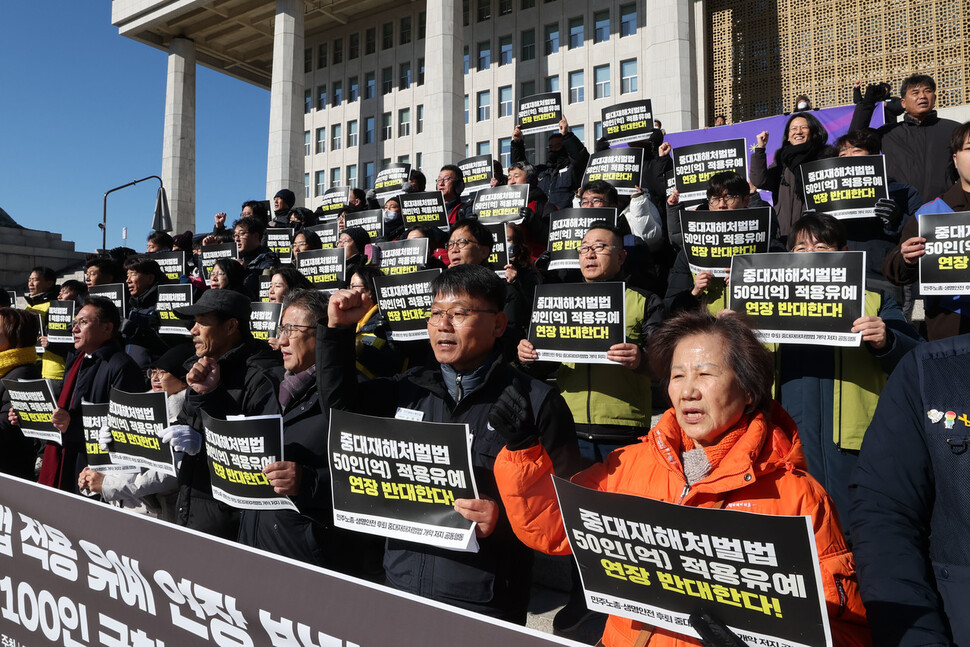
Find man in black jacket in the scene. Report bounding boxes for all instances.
[851,74,960,203]
[318,264,580,623]
[162,289,283,539]
[510,118,590,210]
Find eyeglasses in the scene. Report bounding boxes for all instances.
[436,176,457,184]
[233,231,253,239]
[579,197,608,207]
[427,307,498,327]
[71,317,99,329]
[349,283,368,291]
[708,194,744,205]
[445,238,479,250]
[147,368,167,380]
[578,243,617,256]
[337,237,353,246]
[276,323,316,338]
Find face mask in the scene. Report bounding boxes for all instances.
[383,209,399,223]
[796,101,808,110]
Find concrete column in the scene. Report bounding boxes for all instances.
[644,0,699,132]
[161,37,195,234]
[266,0,305,205]
[423,0,465,175]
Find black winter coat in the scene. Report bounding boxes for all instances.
[0,362,41,479]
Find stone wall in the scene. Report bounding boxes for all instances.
[0,227,88,292]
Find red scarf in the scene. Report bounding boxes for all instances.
[37,354,84,489]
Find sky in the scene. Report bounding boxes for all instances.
[0,3,270,255]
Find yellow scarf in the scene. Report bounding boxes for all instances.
[0,347,39,379]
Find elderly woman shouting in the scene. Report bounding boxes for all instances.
[491,311,871,647]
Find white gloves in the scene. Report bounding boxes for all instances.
[98,425,113,450]
[158,424,203,456]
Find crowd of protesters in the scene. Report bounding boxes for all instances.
[2,72,969,646]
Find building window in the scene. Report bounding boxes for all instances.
[499,86,513,117]
[499,137,512,167]
[572,125,585,147]
[569,70,584,103]
[333,38,343,64]
[594,121,603,139]
[382,67,393,94]
[620,59,638,94]
[418,12,426,39]
[399,108,411,136]
[349,76,359,102]
[398,154,410,164]
[317,85,327,110]
[521,80,535,99]
[382,112,392,140]
[594,65,610,99]
[521,0,535,8]
[347,164,358,189]
[365,27,376,54]
[499,36,513,66]
[568,17,583,48]
[544,23,560,55]
[332,81,343,107]
[318,43,327,68]
[400,62,412,90]
[304,89,312,114]
[418,58,425,85]
[401,16,412,44]
[364,116,375,144]
[304,130,311,156]
[416,152,423,168]
[521,29,535,61]
[477,41,491,70]
[545,75,559,92]
[304,48,312,73]
[463,0,470,26]
[347,120,358,147]
[349,33,360,59]
[594,10,609,43]
[477,0,491,22]
[477,90,491,121]
[417,105,424,133]
[500,0,512,15]
[463,47,470,74]
[464,95,469,124]
[305,173,310,199]
[316,127,326,154]
[365,72,375,99]
[331,124,342,151]
[477,141,491,155]
[315,171,325,196]
[620,3,636,37]
[382,22,393,49]
[330,168,341,188]
[364,162,375,188]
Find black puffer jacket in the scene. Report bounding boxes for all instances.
[0,361,41,479]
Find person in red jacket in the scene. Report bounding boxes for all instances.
[490,311,871,647]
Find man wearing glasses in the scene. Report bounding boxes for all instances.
[317,264,580,624]
[232,216,280,297]
[436,165,470,225]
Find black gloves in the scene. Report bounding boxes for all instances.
[863,82,891,103]
[873,197,902,231]
[690,612,746,647]
[487,379,539,451]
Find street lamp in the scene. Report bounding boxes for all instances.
[100,176,171,251]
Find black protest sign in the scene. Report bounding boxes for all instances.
[729,252,866,346]
[87,283,127,314]
[259,274,272,302]
[316,186,351,217]
[199,242,238,281]
[45,300,75,344]
[82,401,137,474]
[458,154,493,194]
[0,472,577,647]
[680,208,772,277]
[673,139,748,203]
[266,228,293,264]
[1,378,59,444]
[202,412,296,511]
[484,222,510,276]
[528,283,626,363]
[374,269,441,341]
[375,238,429,275]
[375,163,411,199]
[471,185,529,223]
[251,302,283,342]
[800,155,888,219]
[553,477,830,647]
[107,388,176,476]
[296,248,346,291]
[918,211,970,295]
[329,409,479,551]
[345,209,385,242]
[582,148,645,196]
[152,250,187,281]
[156,284,193,336]
[547,208,618,270]
[518,92,563,134]
[602,99,655,145]
[306,220,340,248]
[401,191,449,229]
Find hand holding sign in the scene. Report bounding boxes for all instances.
[8,408,18,427]
[851,316,887,350]
[159,424,202,455]
[263,461,301,496]
[51,408,70,434]
[454,496,499,538]
[605,343,642,370]
[901,236,927,266]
